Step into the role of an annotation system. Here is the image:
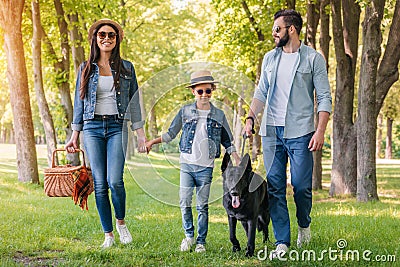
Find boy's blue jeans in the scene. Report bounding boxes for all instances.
[83,118,127,233]
[179,163,213,245]
[262,126,313,247]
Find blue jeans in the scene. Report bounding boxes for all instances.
[179,164,213,245]
[83,118,128,233]
[262,126,313,247]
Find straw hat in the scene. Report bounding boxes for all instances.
[88,19,124,43]
[186,70,219,88]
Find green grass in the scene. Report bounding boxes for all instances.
[0,144,399,266]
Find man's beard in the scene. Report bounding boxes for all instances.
[276,31,289,47]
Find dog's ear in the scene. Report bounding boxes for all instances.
[221,153,232,173]
[249,173,265,192]
[240,153,252,173]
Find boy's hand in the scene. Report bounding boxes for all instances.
[145,141,152,154]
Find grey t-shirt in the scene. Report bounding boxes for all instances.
[94,75,118,115]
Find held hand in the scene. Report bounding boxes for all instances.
[308,131,325,151]
[137,135,147,153]
[145,141,152,154]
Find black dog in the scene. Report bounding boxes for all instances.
[221,153,270,257]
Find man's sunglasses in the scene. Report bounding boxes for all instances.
[272,25,291,34]
[97,31,117,40]
[196,88,213,95]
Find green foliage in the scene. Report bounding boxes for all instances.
[0,144,399,266]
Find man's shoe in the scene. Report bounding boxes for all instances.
[297,226,311,247]
[180,237,195,251]
[101,236,115,249]
[116,223,133,245]
[269,244,288,260]
[194,244,206,253]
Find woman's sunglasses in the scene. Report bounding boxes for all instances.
[97,31,117,40]
[196,88,213,95]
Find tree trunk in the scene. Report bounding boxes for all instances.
[53,0,78,165]
[305,0,320,49]
[330,0,359,196]
[286,0,296,9]
[311,0,330,191]
[31,0,58,167]
[376,113,383,159]
[375,0,400,116]
[385,117,393,159]
[356,0,384,202]
[0,0,39,183]
[306,0,323,190]
[68,12,85,74]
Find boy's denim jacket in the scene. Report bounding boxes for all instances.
[161,102,236,159]
[71,60,144,132]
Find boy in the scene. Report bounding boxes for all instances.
[146,70,240,252]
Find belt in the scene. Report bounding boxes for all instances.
[93,114,120,120]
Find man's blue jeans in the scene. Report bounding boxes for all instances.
[83,118,127,233]
[179,163,213,245]
[262,126,313,247]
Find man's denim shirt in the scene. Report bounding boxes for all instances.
[162,102,236,159]
[254,42,332,139]
[71,60,144,132]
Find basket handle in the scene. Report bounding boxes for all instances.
[51,148,87,168]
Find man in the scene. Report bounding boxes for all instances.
[244,9,332,259]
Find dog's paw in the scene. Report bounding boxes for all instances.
[245,249,254,257]
[232,245,241,252]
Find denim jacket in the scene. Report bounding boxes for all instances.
[71,60,144,131]
[161,102,236,159]
[254,42,332,138]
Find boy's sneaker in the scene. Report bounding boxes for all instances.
[269,244,288,260]
[116,223,133,244]
[297,226,311,247]
[101,236,115,249]
[194,244,206,253]
[180,237,195,251]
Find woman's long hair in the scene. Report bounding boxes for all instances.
[79,23,128,99]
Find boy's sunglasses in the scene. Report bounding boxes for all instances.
[97,31,117,40]
[196,89,212,95]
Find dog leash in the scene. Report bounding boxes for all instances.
[241,134,248,158]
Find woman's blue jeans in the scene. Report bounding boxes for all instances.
[83,118,128,233]
[179,164,213,245]
[262,126,313,247]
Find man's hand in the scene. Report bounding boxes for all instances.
[308,130,325,151]
[243,117,254,137]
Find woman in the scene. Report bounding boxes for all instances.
[65,19,147,248]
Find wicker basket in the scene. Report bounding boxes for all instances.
[44,149,93,197]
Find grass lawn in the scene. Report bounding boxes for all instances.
[0,144,399,266]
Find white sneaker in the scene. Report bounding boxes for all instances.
[297,226,311,247]
[101,236,115,248]
[180,237,195,251]
[116,223,133,245]
[269,244,288,260]
[194,244,206,253]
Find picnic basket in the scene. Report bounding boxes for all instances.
[44,149,94,209]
